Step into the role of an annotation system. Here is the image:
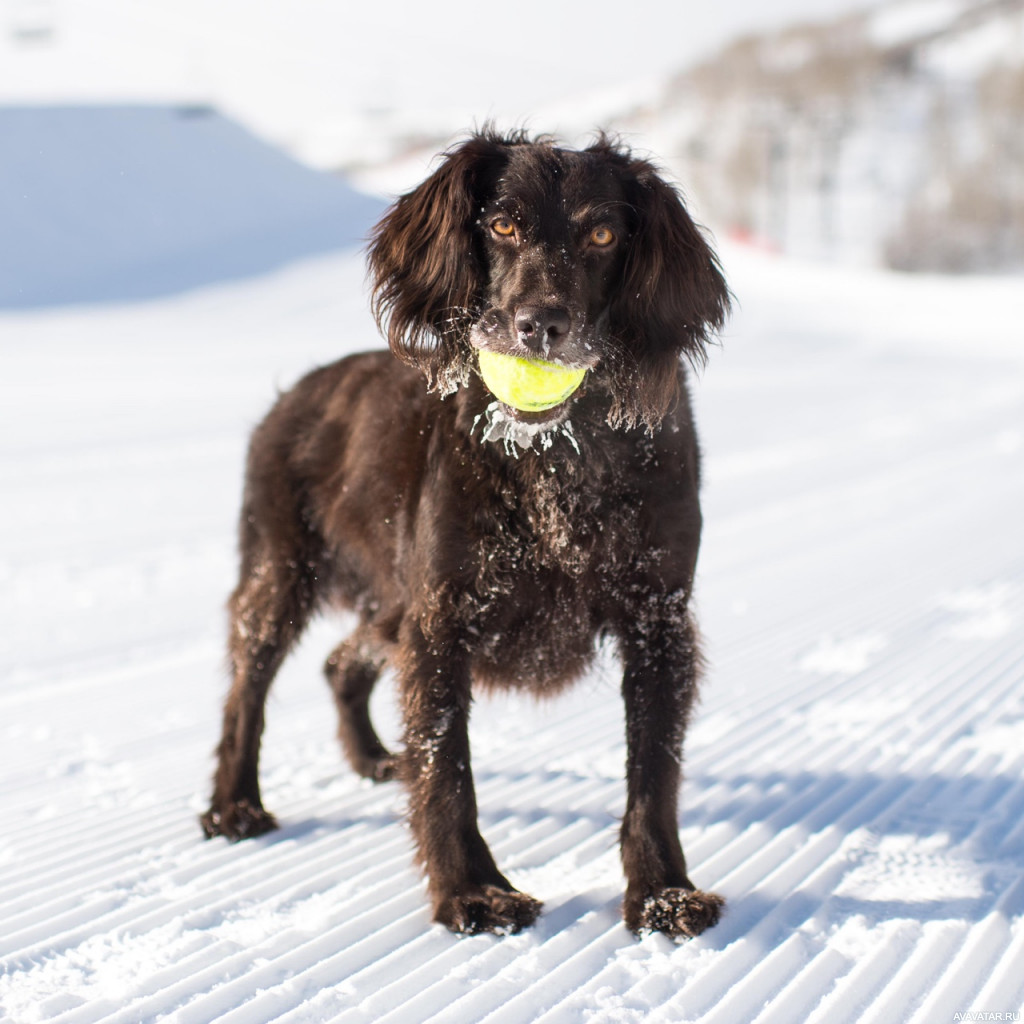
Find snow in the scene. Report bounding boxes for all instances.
[868,0,970,47]
[3,187,1024,1021]
[0,105,382,307]
[869,0,1024,77]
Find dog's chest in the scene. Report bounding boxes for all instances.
[459,464,638,691]
[475,462,608,577]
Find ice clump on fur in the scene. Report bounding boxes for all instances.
[472,401,580,458]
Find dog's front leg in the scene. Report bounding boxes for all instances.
[619,604,724,938]
[399,622,542,935]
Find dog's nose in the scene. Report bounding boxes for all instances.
[514,306,571,351]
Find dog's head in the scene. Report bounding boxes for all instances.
[369,130,729,431]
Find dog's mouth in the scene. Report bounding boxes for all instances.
[475,348,587,420]
[469,317,599,424]
[491,400,574,431]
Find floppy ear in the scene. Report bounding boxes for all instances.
[604,152,731,430]
[368,135,504,391]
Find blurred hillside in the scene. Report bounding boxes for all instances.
[340,0,1024,274]
[621,0,1024,272]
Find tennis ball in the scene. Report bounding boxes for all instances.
[477,350,586,413]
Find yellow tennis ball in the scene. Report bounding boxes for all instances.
[477,350,587,413]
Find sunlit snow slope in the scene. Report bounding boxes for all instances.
[1,115,1023,1021]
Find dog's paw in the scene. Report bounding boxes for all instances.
[624,886,724,939]
[352,753,400,783]
[200,800,279,841]
[435,886,543,936]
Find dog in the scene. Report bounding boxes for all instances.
[201,129,730,938]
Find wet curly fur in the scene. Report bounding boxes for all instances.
[201,129,730,938]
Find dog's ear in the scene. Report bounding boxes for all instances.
[368,135,504,390]
[603,150,731,430]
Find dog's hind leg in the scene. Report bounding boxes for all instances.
[324,626,398,781]
[201,494,323,841]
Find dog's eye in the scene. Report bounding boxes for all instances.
[589,226,615,247]
[491,217,516,238]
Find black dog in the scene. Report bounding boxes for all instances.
[202,130,730,938]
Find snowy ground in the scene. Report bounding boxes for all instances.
[2,236,1024,1023]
